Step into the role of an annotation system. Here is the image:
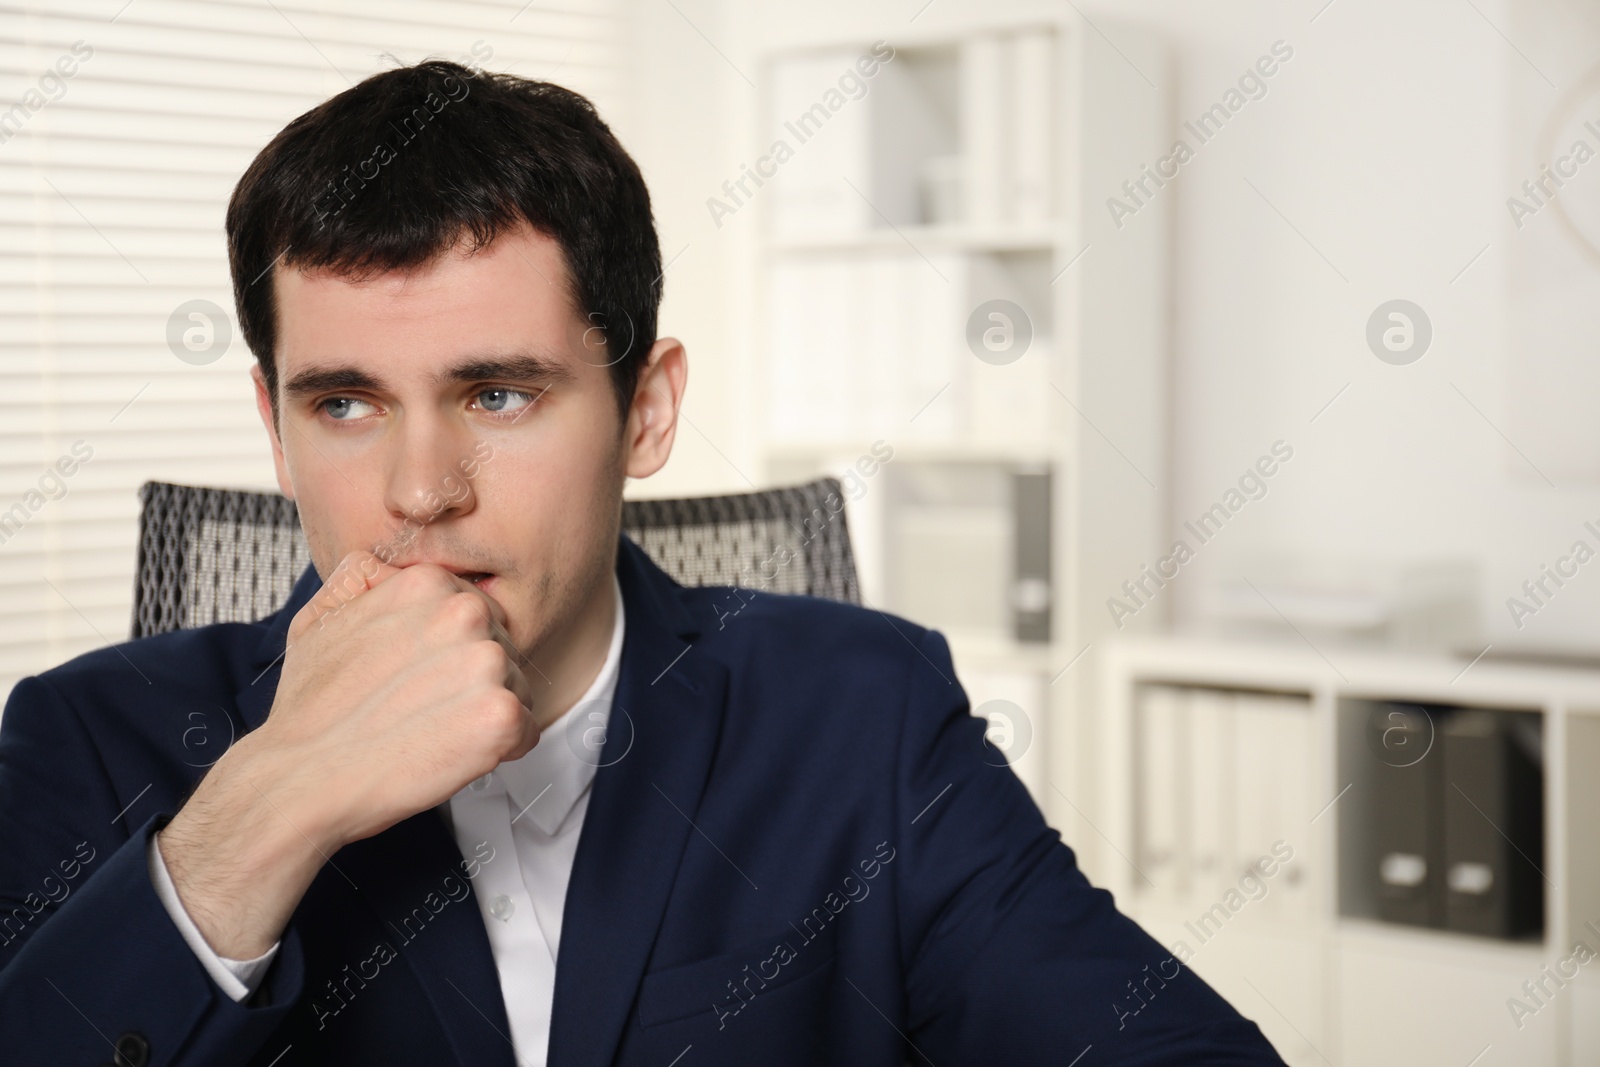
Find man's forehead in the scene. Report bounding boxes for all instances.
[270,226,587,384]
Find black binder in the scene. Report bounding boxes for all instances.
[1441,710,1544,939]
[1368,703,1445,928]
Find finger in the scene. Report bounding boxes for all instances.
[502,705,541,762]
[492,653,540,761]
[503,658,537,721]
[433,568,510,634]
[290,549,399,638]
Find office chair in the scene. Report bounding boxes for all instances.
[130,478,860,638]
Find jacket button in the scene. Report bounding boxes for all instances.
[113,1031,150,1067]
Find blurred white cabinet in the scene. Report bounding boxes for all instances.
[1334,932,1560,1067]
[1101,634,1600,1066]
[751,12,1172,834]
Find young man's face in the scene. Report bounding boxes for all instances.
[254,222,684,660]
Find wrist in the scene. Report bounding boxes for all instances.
[219,727,346,856]
[157,735,334,959]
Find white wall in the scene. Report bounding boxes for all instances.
[615,0,756,500]
[1092,0,1600,649]
[625,0,1600,650]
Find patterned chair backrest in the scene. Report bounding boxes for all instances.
[131,478,861,637]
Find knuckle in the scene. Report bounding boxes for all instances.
[488,688,523,720]
[455,587,490,612]
[331,549,381,587]
[471,688,523,741]
[467,638,507,675]
[289,598,321,632]
[441,591,491,630]
[395,562,439,589]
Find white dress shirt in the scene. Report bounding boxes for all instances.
[148,572,625,1067]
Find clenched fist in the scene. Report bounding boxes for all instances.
[262,549,541,847]
[156,550,540,959]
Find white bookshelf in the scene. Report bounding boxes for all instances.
[749,12,1172,816]
[1100,633,1600,1067]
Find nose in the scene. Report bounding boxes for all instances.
[381,415,480,528]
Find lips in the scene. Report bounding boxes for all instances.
[448,571,498,600]
[458,572,497,593]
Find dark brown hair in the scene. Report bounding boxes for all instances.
[226,59,661,426]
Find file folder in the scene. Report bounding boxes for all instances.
[1137,685,1187,904]
[1368,703,1445,928]
[1009,467,1051,643]
[1186,687,1234,907]
[1440,709,1544,939]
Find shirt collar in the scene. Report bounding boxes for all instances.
[494,569,625,837]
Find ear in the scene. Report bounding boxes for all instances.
[252,364,295,500]
[623,337,687,480]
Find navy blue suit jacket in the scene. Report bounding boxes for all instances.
[0,534,1283,1066]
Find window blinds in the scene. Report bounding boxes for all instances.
[0,0,624,709]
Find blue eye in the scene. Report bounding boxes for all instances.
[321,397,377,420]
[475,388,537,416]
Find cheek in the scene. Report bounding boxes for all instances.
[283,450,387,574]
[294,504,344,581]
[498,395,622,493]
[476,427,617,545]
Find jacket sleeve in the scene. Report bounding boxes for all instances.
[0,674,306,1067]
[894,629,1288,1066]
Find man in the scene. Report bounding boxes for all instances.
[0,60,1284,1066]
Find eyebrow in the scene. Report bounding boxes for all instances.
[283,352,577,402]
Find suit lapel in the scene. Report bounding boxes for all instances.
[333,810,521,1067]
[546,536,729,1067]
